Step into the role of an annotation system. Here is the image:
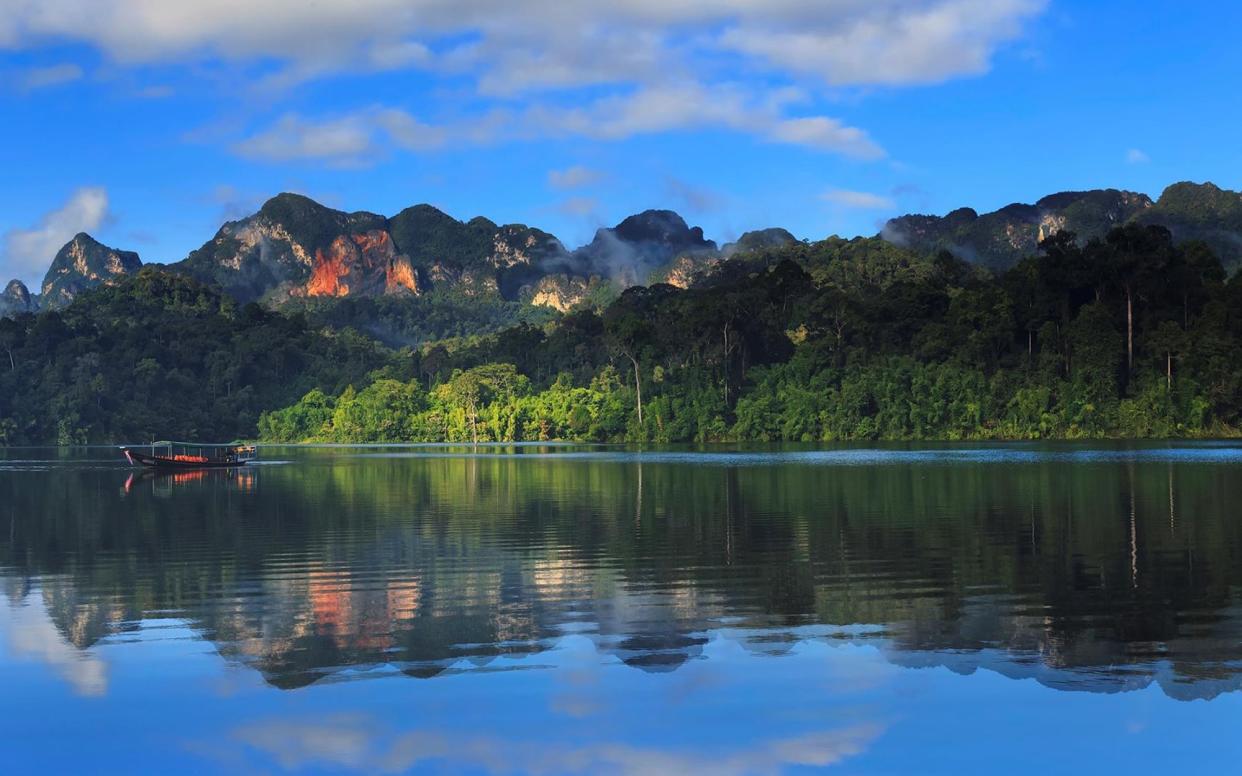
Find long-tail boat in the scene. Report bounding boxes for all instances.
[120,441,257,469]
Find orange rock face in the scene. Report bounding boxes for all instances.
[304,231,420,298]
[385,256,419,295]
[306,242,352,297]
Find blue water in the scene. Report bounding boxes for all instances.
[1,443,1240,773]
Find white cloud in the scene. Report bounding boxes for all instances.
[1,2,1043,161]
[821,188,895,209]
[233,113,384,166]
[4,1,1043,155]
[720,0,1047,86]
[372,109,449,151]
[233,84,884,164]
[548,166,605,190]
[1126,148,1150,165]
[3,187,109,283]
[525,82,885,157]
[0,2,1045,91]
[17,62,83,90]
[232,108,455,166]
[768,117,881,156]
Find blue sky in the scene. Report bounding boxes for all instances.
[1,1,1238,288]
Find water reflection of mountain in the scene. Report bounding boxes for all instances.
[2,449,1241,699]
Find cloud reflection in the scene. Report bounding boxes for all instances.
[0,594,108,697]
[231,713,884,775]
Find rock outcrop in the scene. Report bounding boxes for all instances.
[175,193,392,303]
[174,194,566,304]
[19,181,1240,323]
[723,228,799,255]
[569,210,717,288]
[41,233,142,309]
[883,189,1154,270]
[882,182,1242,272]
[0,279,37,318]
[1132,182,1242,270]
[302,231,419,299]
[169,196,720,310]
[522,274,602,312]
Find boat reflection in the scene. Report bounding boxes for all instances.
[122,466,256,497]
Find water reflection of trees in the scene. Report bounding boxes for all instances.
[2,450,1241,699]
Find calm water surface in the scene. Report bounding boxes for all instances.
[2,443,1241,773]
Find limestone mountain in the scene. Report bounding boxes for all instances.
[170,196,722,313]
[724,228,799,255]
[1132,182,1242,268]
[386,203,566,300]
[882,182,1242,272]
[518,210,720,310]
[882,189,1154,271]
[650,228,800,289]
[173,193,566,305]
[16,180,1242,328]
[41,233,142,309]
[571,209,716,284]
[0,279,36,318]
[175,193,405,304]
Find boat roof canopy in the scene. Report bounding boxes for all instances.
[148,441,254,448]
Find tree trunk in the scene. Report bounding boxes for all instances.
[629,355,643,428]
[1126,289,1134,373]
[722,324,730,407]
[1167,351,1172,391]
[4,348,12,372]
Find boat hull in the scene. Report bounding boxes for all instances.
[122,448,249,469]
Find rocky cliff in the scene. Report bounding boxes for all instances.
[174,194,397,303]
[14,180,1242,323]
[1132,182,1242,269]
[170,196,723,310]
[883,189,1155,271]
[724,228,799,255]
[41,233,142,309]
[882,182,1242,272]
[569,210,717,289]
[172,194,568,304]
[0,279,36,318]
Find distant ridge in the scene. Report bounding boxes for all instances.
[882,181,1242,272]
[5,180,1242,316]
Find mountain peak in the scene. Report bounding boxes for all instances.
[0,278,36,318]
[882,188,1157,270]
[724,228,798,255]
[257,191,329,217]
[567,210,716,288]
[68,231,105,248]
[1149,181,1242,222]
[612,210,711,248]
[41,233,142,309]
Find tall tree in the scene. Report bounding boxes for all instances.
[1102,224,1175,374]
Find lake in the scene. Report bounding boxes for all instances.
[2,443,1241,773]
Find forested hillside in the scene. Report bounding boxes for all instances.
[0,270,395,444]
[261,224,1242,443]
[3,216,1242,445]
